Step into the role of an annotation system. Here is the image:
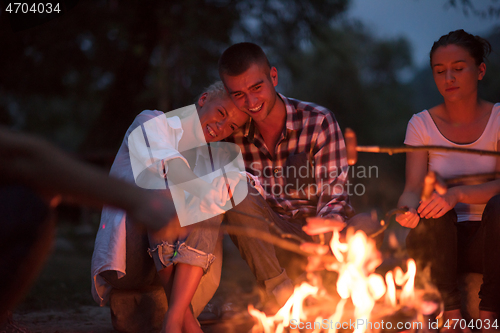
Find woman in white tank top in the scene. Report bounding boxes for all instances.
[395,30,500,332]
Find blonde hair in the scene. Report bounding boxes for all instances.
[198,81,228,102]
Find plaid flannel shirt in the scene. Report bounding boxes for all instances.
[225,93,354,221]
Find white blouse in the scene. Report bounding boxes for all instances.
[404,103,500,222]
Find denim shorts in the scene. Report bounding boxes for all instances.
[148,240,216,273]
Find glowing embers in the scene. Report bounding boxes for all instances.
[249,229,420,333]
[249,283,319,333]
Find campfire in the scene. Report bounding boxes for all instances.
[248,227,441,333]
[235,129,472,333]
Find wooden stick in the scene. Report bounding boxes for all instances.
[226,209,306,244]
[219,224,314,257]
[344,128,500,165]
[356,145,500,157]
[219,209,385,252]
[446,172,500,185]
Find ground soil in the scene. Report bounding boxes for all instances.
[7,221,268,333]
[7,210,408,333]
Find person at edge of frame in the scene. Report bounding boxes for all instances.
[0,126,179,328]
[395,30,500,333]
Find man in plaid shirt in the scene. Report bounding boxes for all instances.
[219,43,380,307]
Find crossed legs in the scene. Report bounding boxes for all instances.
[148,214,223,333]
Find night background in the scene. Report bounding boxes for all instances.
[1,0,500,331]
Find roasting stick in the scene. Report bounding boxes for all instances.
[364,170,448,238]
[344,128,500,166]
[445,172,500,185]
[345,127,500,186]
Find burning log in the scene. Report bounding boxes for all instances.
[374,290,442,333]
[203,174,450,332]
[344,128,500,166]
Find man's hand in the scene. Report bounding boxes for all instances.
[303,215,346,236]
[395,208,420,228]
[299,242,330,255]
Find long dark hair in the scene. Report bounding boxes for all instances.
[430,29,492,66]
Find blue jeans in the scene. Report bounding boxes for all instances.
[406,195,500,312]
[147,215,223,273]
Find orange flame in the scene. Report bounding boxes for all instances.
[249,230,417,333]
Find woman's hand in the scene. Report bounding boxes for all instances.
[211,172,245,206]
[417,188,459,219]
[395,208,420,228]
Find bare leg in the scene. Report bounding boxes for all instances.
[182,307,203,333]
[161,264,204,333]
[157,265,175,300]
[157,265,201,333]
[150,208,222,332]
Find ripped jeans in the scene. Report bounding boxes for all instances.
[100,212,224,318]
[147,213,224,273]
[148,241,216,272]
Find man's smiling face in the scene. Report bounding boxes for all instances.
[221,62,279,123]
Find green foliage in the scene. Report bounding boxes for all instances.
[1,0,420,210]
[233,0,348,60]
[2,0,355,152]
[445,0,500,17]
[3,1,499,152]
[1,1,241,151]
[274,22,416,211]
[479,29,500,103]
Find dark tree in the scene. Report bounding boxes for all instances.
[445,0,500,17]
